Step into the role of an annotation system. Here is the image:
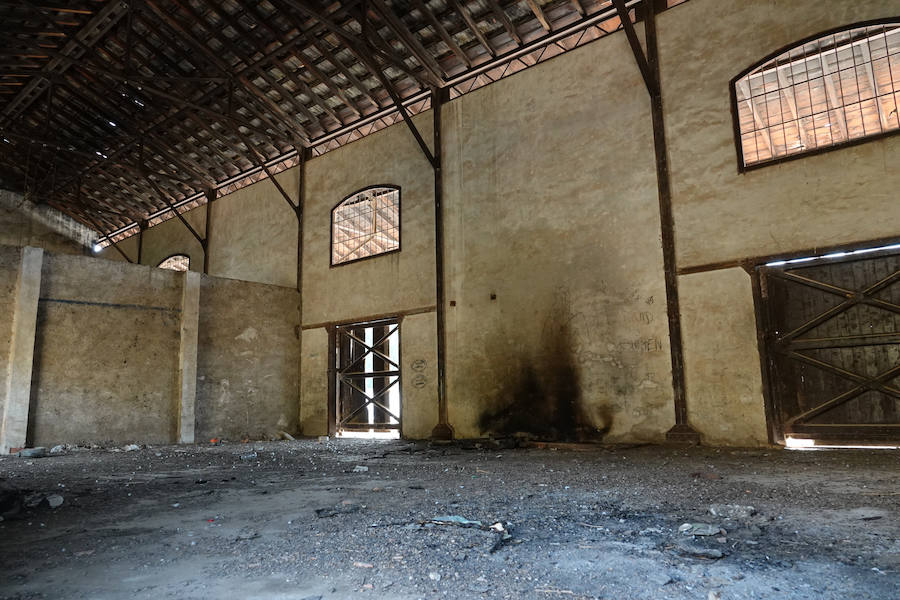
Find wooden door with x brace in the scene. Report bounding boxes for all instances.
[330,318,401,435]
[757,248,900,444]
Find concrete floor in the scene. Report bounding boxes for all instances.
[0,440,897,599]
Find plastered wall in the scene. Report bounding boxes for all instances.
[660,0,900,444]
[0,205,86,256]
[680,268,769,446]
[31,253,183,445]
[196,276,300,440]
[0,245,300,447]
[94,0,900,445]
[441,26,672,442]
[298,111,439,437]
[661,0,900,269]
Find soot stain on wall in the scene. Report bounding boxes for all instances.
[478,291,612,441]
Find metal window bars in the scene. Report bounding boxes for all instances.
[331,186,400,266]
[735,23,900,167]
[157,254,190,271]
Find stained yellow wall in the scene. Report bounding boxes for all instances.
[96,0,900,445]
[661,0,900,269]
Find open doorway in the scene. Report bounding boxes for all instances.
[331,318,401,439]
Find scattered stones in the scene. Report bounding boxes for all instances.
[315,502,361,518]
[676,542,725,560]
[428,572,441,581]
[22,492,63,509]
[50,445,67,455]
[709,504,756,520]
[679,523,723,536]
[240,452,258,461]
[353,562,374,569]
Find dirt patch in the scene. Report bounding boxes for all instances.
[0,441,897,599]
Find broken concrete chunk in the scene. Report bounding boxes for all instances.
[352,465,369,473]
[678,523,723,536]
[708,504,756,520]
[46,494,63,509]
[16,447,47,458]
[431,515,482,528]
[50,445,66,455]
[676,542,725,559]
[122,444,140,452]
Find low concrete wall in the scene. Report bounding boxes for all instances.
[196,276,300,441]
[0,245,300,449]
[30,254,183,445]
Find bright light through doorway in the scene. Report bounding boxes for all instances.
[337,324,401,439]
[785,436,899,450]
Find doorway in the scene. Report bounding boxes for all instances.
[756,245,900,445]
[331,318,401,438]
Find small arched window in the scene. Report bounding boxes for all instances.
[158,254,190,271]
[732,21,900,170]
[331,186,400,266]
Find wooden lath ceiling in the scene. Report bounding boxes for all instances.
[0,0,687,240]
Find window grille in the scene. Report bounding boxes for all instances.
[331,186,400,266]
[158,254,190,271]
[733,22,900,168]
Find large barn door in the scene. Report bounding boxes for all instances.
[758,248,900,444]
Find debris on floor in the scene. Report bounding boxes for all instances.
[678,523,723,536]
[430,515,482,527]
[16,447,47,458]
[0,440,896,600]
[708,504,757,520]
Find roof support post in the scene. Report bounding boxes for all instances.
[430,87,453,440]
[137,220,146,264]
[618,0,699,443]
[294,144,309,294]
[203,188,214,275]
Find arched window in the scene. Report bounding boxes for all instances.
[158,254,190,271]
[732,21,900,169]
[331,185,400,266]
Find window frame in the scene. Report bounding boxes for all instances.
[730,18,900,173]
[157,253,191,271]
[330,184,402,268]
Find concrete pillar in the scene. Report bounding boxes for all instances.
[176,271,200,444]
[0,247,43,454]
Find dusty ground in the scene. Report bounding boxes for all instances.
[0,440,897,600]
